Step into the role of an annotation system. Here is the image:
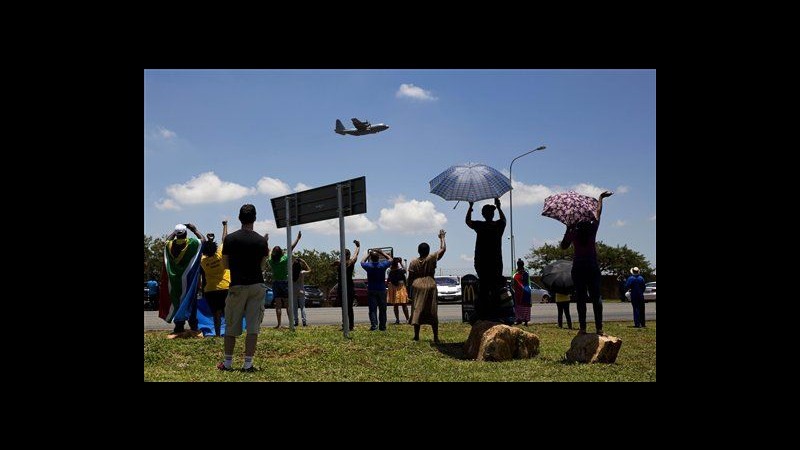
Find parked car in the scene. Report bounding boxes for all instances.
[505,278,551,303]
[144,282,152,310]
[328,279,369,306]
[144,281,159,310]
[435,276,462,302]
[303,285,325,307]
[625,281,656,302]
[529,281,551,303]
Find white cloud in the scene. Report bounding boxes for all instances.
[256,177,292,197]
[498,180,554,207]
[378,199,447,233]
[157,126,176,139]
[164,172,255,205]
[460,254,474,263]
[495,178,609,209]
[154,198,181,210]
[570,183,605,198]
[253,219,279,236]
[650,214,656,221]
[302,214,377,236]
[613,219,627,227]
[616,185,630,194]
[294,182,312,192]
[396,83,437,101]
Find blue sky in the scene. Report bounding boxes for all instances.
[144,69,656,277]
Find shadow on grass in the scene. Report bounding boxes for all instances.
[430,341,468,360]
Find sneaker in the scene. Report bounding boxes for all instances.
[217,362,233,371]
[241,366,258,373]
[302,322,307,327]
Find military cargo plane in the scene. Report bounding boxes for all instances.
[335,118,389,136]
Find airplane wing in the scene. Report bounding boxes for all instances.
[351,118,370,131]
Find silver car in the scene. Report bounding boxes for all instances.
[435,276,462,302]
[625,281,656,302]
[529,281,551,303]
[507,278,551,303]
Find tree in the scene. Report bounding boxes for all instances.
[524,241,652,277]
[293,249,339,293]
[263,248,341,294]
[144,234,167,281]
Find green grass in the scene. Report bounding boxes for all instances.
[144,321,656,381]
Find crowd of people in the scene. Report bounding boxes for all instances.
[151,191,646,372]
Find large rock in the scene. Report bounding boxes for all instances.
[565,333,622,363]
[464,320,540,361]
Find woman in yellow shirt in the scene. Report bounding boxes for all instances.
[201,221,231,337]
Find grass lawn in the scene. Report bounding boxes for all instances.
[144,321,655,381]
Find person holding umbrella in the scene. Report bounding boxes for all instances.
[541,259,574,329]
[559,191,613,335]
[466,197,506,321]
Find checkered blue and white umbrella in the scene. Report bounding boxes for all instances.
[429,163,512,203]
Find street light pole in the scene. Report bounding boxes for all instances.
[509,145,546,275]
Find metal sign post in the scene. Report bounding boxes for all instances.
[338,184,350,338]
[286,196,295,332]
[271,176,366,339]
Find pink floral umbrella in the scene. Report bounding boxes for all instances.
[541,191,598,226]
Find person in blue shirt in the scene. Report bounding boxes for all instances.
[625,266,646,328]
[361,249,393,331]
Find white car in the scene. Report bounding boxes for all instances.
[435,276,462,302]
[505,278,551,303]
[529,281,551,303]
[625,282,656,302]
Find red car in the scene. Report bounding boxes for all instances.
[328,278,369,307]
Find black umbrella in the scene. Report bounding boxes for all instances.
[541,260,574,295]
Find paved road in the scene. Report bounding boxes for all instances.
[144,302,656,331]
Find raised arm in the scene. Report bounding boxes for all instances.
[187,223,206,243]
[560,225,574,249]
[362,249,373,263]
[377,249,392,261]
[436,229,447,260]
[494,197,506,222]
[349,240,360,267]
[222,220,228,240]
[262,247,272,274]
[595,191,613,221]
[290,230,302,251]
[465,201,475,228]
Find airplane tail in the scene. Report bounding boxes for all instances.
[335,119,346,134]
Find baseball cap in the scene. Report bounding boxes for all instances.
[174,224,187,235]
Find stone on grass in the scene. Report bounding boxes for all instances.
[565,333,622,363]
[464,320,540,361]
